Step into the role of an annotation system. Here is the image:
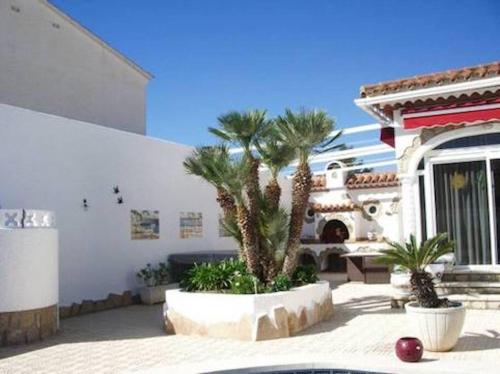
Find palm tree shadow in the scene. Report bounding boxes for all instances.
[295,294,404,336]
[453,330,500,352]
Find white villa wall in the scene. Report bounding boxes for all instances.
[0,0,149,134]
[350,187,400,241]
[308,186,400,242]
[0,103,237,305]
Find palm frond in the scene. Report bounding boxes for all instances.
[275,108,336,164]
[212,110,269,155]
[255,123,296,178]
[376,234,454,272]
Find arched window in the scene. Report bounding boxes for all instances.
[435,133,500,150]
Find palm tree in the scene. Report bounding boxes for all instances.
[209,110,269,275]
[275,109,339,277]
[183,145,236,217]
[214,156,262,277]
[255,123,296,210]
[255,197,289,281]
[376,234,454,308]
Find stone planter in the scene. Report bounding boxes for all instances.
[163,281,333,341]
[405,302,466,352]
[140,285,170,305]
[390,272,412,298]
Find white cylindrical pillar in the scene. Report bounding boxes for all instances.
[0,210,59,346]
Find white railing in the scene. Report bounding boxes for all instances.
[229,122,397,172]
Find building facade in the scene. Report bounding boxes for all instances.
[0,0,151,134]
[357,62,500,269]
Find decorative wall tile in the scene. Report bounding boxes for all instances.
[180,212,202,239]
[0,209,23,228]
[0,209,55,229]
[131,210,159,240]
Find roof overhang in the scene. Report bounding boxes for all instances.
[354,76,500,116]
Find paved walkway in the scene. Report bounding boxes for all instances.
[1,282,500,373]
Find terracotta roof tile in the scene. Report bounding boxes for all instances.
[346,172,399,189]
[311,202,357,213]
[360,62,500,98]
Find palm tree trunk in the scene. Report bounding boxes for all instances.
[216,187,236,216]
[244,155,264,279]
[264,178,281,211]
[411,271,444,308]
[282,162,312,277]
[236,203,261,277]
[246,156,261,219]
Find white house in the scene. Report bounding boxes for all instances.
[356,62,500,269]
[0,0,151,134]
[299,62,500,280]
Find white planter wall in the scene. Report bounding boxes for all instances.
[0,103,241,305]
[164,282,334,341]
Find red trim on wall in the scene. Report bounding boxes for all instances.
[380,127,395,148]
[403,108,500,129]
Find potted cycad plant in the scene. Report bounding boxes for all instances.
[377,234,465,352]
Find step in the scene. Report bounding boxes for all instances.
[435,281,500,295]
[447,294,500,310]
[441,272,500,282]
[391,294,500,310]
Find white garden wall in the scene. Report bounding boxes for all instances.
[0,103,238,305]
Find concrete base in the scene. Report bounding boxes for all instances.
[0,304,58,346]
[163,281,333,341]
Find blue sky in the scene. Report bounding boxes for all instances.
[52,0,500,146]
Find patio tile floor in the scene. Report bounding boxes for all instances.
[0,281,499,374]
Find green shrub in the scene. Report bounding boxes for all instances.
[292,264,318,286]
[137,263,156,286]
[180,259,247,292]
[230,273,264,294]
[269,273,292,292]
[180,259,317,294]
[137,262,171,287]
[157,262,170,285]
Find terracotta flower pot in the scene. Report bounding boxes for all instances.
[395,337,423,362]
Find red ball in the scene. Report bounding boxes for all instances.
[395,337,423,362]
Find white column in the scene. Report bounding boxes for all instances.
[400,174,418,241]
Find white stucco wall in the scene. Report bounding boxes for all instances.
[308,186,400,243]
[0,0,149,134]
[0,227,58,312]
[0,103,237,305]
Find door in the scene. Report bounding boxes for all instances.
[433,160,492,265]
[491,159,500,264]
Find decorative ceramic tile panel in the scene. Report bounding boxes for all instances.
[131,210,160,240]
[180,212,203,239]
